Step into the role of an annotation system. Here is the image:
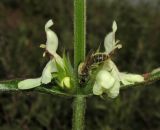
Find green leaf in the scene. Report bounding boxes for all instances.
[0,80,19,91]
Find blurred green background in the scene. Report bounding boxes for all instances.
[0,0,160,130]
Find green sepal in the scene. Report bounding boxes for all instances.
[63,52,74,78]
[55,60,66,82]
[55,53,74,90]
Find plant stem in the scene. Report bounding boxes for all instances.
[72,96,86,130]
[72,0,87,130]
[74,0,86,88]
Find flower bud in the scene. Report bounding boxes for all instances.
[60,77,71,89]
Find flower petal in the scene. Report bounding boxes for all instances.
[120,73,144,85]
[104,21,121,54]
[104,32,115,54]
[45,19,58,55]
[104,59,121,81]
[41,60,57,84]
[18,77,41,90]
[93,82,104,95]
[112,20,117,33]
[54,53,64,68]
[107,81,120,98]
[96,70,115,89]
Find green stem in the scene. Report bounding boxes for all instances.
[74,0,86,88]
[72,0,87,129]
[72,96,86,130]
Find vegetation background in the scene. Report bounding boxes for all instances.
[0,0,160,130]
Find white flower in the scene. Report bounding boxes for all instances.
[93,60,122,98]
[104,21,122,55]
[18,19,64,89]
[41,20,64,84]
[93,70,115,95]
[93,59,144,97]
[92,21,144,98]
[102,60,121,98]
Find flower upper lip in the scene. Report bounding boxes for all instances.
[45,19,58,56]
[18,19,65,89]
[104,20,122,55]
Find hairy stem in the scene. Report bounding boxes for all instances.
[72,96,86,130]
[74,0,86,88]
[72,0,87,130]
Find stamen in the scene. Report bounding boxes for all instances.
[40,44,46,49]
